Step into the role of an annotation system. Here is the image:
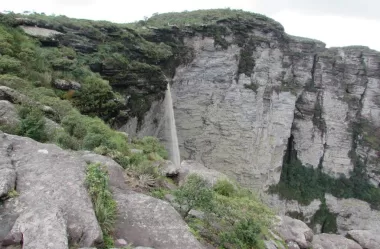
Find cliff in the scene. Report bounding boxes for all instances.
[1,9,380,247]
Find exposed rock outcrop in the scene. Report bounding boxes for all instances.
[347,230,380,249]
[0,100,20,128]
[178,160,229,187]
[275,216,313,249]
[52,79,82,90]
[312,234,362,249]
[325,194,380,234]
[0,132,102,248]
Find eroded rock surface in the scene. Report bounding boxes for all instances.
[0,132,102,248]
[312,234,362,249]
[347,230,380,249]
[179,160,229,187]
[275,215,313,248]
[325,194,380,234]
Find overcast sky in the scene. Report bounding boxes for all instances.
[2,0,380,51]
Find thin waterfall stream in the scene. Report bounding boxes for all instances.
[165,83,181,166]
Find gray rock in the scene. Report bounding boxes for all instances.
[20,26,63,38]
[114,189,204,249]
[0,86,30,105]
[275,216,313,249]
[134,247,155,249]
[178,160,229,187]
[286,241,300,249]
[0,133,102,247]
[52,79,81,90]
[159,160,179,176]
[114,238,128,247]
[325,194,380,234]
[3,207,68,249]
[312,234,362,249]
[0,100,20,128]
[347,230,380,249]
[164,193,176,202]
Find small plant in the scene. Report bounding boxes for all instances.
[85,163,117,248]
[173,174,214,219]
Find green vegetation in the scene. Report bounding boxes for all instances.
[174,174,214,219]
[132,9,281,29]
[85,163,117,248]
[18,106,48,142]
[173,177,275,249]
[270,152,380,209]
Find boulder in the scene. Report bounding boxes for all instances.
[0,100,20,128]
[52,79,81,90]
[0,132,102,247]
[312,234,362,249]
[179,160,228,187]
[113,189,204,249]
[347,230,380,249]
[275,216,313,249]
[325,194,380,234]
[0,138,16,197]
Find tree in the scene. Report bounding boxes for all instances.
[173,174,214,219]
[73,76,122,121]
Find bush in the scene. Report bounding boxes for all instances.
[73,76,122,120]
[55,131,80,150]
[173,174,214,219]
[220,218,261,249]
[213,179,235,197]
[18,106,48,142]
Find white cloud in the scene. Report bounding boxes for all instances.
[271,10,380,51]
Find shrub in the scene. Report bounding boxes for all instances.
[173,174,214,219]
[220,218,261,249]
[213,179,235,197]
[18,106,48,142]
[73,76,122,120]
[55,131,80,150]
[85,163,117,246]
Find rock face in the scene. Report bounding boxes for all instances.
[0,132,102,248]
[275,216,313,249]
[124,19,380,192]
[312,234,362,249]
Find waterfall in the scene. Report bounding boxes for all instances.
[165,83,181,166]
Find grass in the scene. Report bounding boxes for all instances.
[85,163,117,248]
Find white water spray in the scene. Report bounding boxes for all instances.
[165,83,181,166]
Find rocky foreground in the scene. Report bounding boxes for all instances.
[1,132,380,249]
